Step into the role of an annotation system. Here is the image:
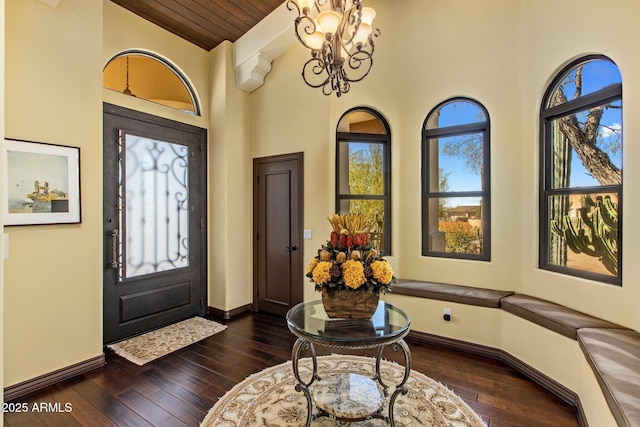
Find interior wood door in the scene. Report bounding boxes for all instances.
[254,153,304,316]
[103,104,207,344]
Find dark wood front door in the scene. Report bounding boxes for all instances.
[253,153,304,316]
[103,104,207,344]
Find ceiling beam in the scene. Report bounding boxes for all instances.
[233,2,296,93]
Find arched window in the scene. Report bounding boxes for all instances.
[422,97,490,260]
[336,107,391,254]
[103,51,200,115]
[540,55,622,285]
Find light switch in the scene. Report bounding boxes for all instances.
[304,229,312,239]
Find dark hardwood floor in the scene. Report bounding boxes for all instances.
[4,311,580,427]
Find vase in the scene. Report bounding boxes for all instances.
[321,288,380,319]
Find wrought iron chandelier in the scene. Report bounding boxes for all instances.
[288,0,380,97]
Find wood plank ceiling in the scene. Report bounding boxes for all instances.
[110,0,285,51]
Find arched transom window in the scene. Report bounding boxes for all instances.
[103,51,200,115]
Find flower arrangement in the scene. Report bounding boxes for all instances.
[307,213,395,295]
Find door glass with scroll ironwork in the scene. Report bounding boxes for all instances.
[120,135,190,279]
[103,104,207,344]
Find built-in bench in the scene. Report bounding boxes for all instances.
[578,328,640,427]
[393,279,513,308]
[392,279,639,427]
[501,293,627,340]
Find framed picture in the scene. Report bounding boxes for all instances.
[4,138,81,225]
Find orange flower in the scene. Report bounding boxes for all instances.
[371,260,393,285]
[342,259,366,289]
[312,261,332,285]
[307,258,319,274]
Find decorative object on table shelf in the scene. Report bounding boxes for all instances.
[307,213,395,319]
[287,0,380,97]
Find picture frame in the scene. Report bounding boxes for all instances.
[3,138,81,225]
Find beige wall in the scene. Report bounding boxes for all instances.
[251,0,640,332]
[102,0,209,128]
[517,0,640,329]
[103,1,254,314]
[3,0,640,417]
[2,0,213,388]
[500,312,618,426]
[207,41,252,311]
[250,46,332,302]
[391,0,524,291]
[249,4,640,421]
[3,0,103,386]
[1,0,5,412]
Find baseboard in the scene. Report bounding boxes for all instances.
[499,350,578,405]
[407,330,503,361]
[4,354,105,402]
[407,330,588,427]
[576,398,590,427]
[208,303,252,320]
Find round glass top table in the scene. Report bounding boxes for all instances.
[286,299,411,426]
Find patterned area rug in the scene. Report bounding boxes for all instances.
[107,317,227,365]
[201,354,485,427]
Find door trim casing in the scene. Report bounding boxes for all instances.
[252,152,304,313]
[102,103,208,343]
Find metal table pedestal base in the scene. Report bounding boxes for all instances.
[291,338,412,426]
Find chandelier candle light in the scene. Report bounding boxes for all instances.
[288,0,380,97]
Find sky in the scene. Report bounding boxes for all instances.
[344,59,621,210]
[434,58,622,207]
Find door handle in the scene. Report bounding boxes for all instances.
[109,229,121,270]
[287,245,298,252]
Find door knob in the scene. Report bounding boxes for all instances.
[287,245,298,252]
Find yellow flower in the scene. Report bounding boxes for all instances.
[312,261,332,285]
[371,260,393,285]
[307,258,319,274]
[342,259,366,289]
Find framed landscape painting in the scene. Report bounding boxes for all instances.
[4,138,81,225]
